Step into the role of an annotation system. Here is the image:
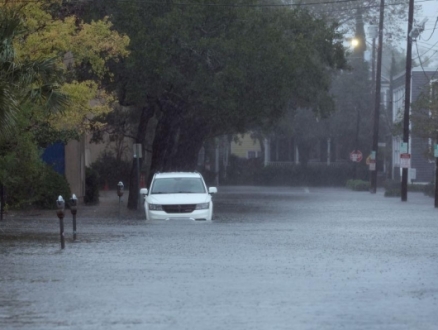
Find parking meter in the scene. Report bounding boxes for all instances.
[69,194,78,215]
[69,194,78,241]
[57,195,65,219]
[117,182,124,219]
[117,181,124,197]
[56,196,65,249]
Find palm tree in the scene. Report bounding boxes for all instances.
[0,8,69,220]
[0,8,69,139]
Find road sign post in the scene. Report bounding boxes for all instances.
[133,144,142,210]
[400,153,411,168]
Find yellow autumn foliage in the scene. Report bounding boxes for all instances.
[1,0,129,133]
[48,81,114,132]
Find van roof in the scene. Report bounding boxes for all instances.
[153,172,202,179]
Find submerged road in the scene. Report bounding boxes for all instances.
[1,187,437,329]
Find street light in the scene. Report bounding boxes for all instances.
[345,37,360,49]
[350,38,359,48]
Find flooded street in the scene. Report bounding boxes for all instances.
[1,187,438,329]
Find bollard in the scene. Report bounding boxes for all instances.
[117,181,124,219]
[69,194,78,241]
[56,196,65,249]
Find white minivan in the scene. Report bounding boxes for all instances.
[140,172,217,221]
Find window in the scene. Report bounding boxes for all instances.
[151,178,206,194]
[247,150,262,159]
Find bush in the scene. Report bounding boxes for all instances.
[384,180,432,197]
[84,167,99,205]
[222,160,370,187]
[346,179,370,191]
[223,155,264,185]
[423,182,435,197]
[34,166,72,209]
[5,164,71,210]
[384,180,400,197]
[90,151,131,189]
[251,162,369,187]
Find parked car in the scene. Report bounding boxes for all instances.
[140,172,217,221]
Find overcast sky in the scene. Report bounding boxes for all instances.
[407,0,438,66]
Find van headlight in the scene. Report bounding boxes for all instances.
[148,204,163,211]
[195,202,210,210]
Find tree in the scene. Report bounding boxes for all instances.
[83,0,347,208]
[9,1,129,134]
[0,1,129,211]
[301,0,411,46]
[0,8,68,139]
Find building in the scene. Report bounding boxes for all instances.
[391,66,437,184]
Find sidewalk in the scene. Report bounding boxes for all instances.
[2,190,144,221]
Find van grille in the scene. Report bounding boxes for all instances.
[162,204,196,214]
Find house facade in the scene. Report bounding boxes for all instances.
[391,66,437,184]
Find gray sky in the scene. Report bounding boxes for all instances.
[408,0,438,65]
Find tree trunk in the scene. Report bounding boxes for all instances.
[147,111,179,184]
[0,183,4,221]
[127,105,155,210]
[171,127,206,171]
[297,142,311,167]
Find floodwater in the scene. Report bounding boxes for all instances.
[1,187,438,329]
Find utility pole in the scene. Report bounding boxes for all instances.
[435,130,438,207]
[371,37,376,99]
[370,0,385,193]
[401,0,415,202]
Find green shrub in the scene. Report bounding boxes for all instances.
[5,163,71,210]
[223,155,264,185]
[346,179,370,191]
[423,182,435,197]
[384,180,400,197]
[84,167,99,205]
[251,162,369,187]
[34,166,72,209]
[222,158,371,187]
[38,166,71,209]
[90,151,131,189]
[384,180,432,197]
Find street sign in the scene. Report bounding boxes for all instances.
[349,150,363,162]
[133,143,142,158]
[434,144,438,158]
[400,153,411,168]
[367,157,376,171]
[400,142,408,154]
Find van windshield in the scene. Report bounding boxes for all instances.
[151,178,206,194]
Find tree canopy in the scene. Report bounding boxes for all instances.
[78,0,348,208]
[0,0,129,209]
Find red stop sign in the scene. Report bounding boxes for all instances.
[350,150,363,162]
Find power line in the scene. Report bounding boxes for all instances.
[421,17,438,41]
[414,41,431,80]
[413,39,438,59]
[414,40,438,82]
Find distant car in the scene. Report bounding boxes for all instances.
[140,172,217,221]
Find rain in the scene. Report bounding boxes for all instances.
[1,187,438,329]
[1,1,438,329]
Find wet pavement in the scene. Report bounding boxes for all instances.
[1,187,438,329]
